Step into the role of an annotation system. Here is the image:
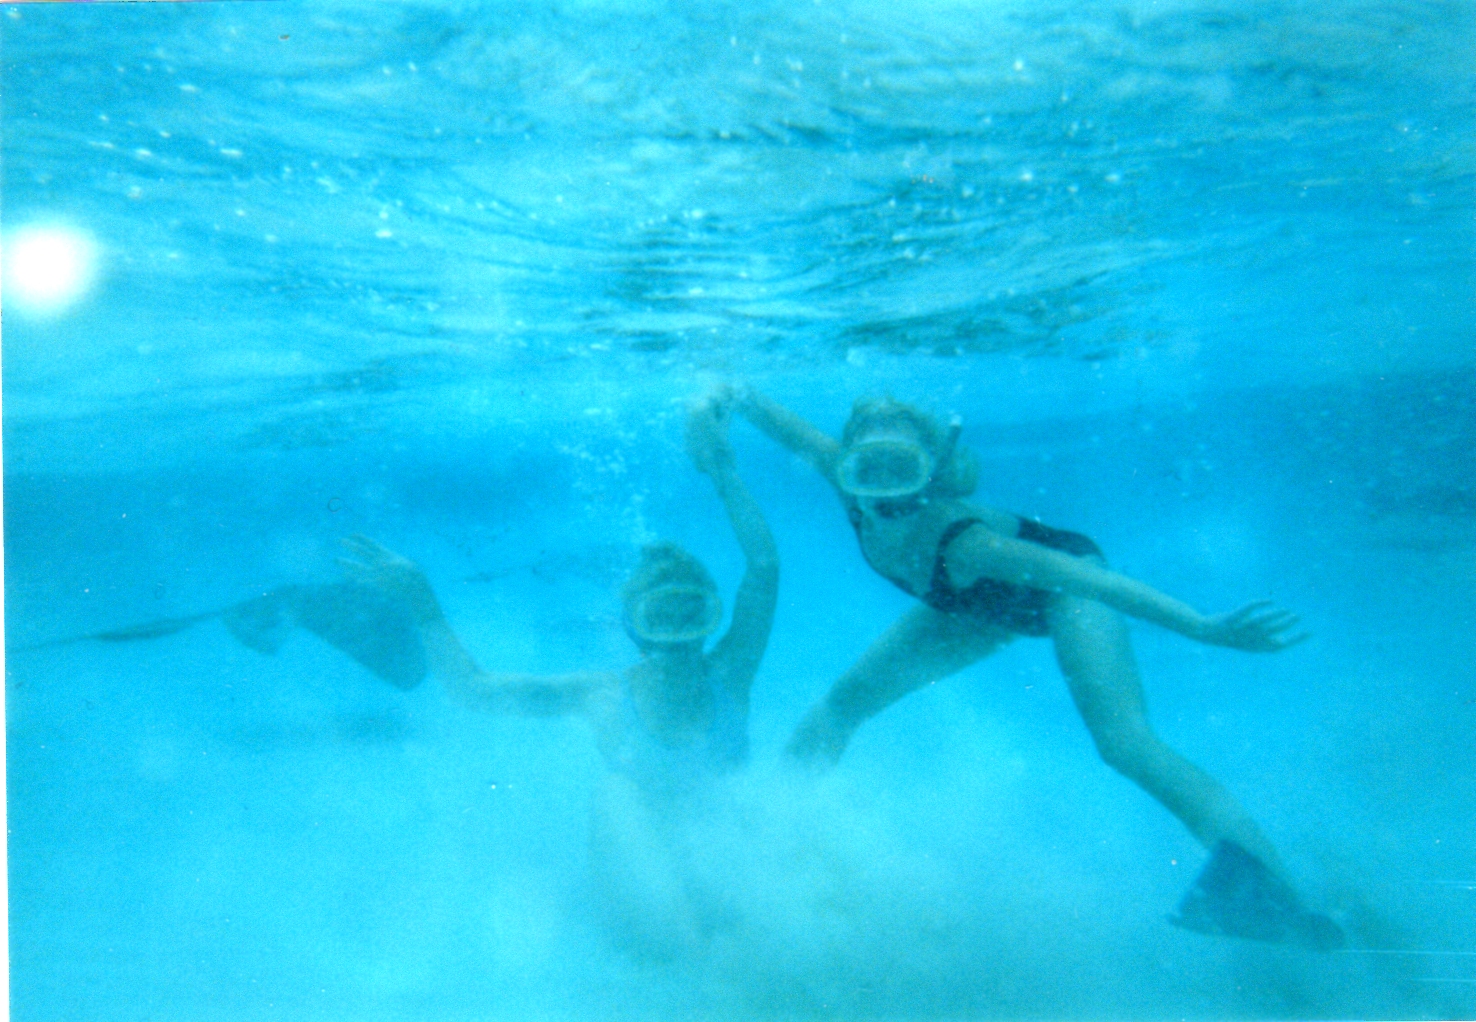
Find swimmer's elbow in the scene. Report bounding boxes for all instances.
[748,552,780,577]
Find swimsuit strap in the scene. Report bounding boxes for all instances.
[930,517,985,596]
[1017,517,1103,558]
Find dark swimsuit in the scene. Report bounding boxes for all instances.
[847,502,1102,637]
[607,679,749,800]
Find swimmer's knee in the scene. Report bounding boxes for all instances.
[1092,726,1161,779]
[1098,744,1139,778]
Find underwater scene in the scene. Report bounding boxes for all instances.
[3,0,1473,1019]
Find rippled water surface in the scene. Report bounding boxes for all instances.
[4,1,1474,1019]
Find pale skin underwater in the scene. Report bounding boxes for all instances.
[337,396,779,955]
[732,385,1308,881]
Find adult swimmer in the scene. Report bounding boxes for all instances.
[338,395,778,953]
[730,385,1343,950]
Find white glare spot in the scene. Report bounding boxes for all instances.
[3,225,99,315]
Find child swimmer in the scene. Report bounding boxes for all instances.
[338,393,778,953]
[730,385,1344,951]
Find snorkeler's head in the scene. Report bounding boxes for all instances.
[838,397,978,499]
[621,542,723,647]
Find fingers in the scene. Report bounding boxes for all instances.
[336,556,371,579]
[1255,610,1301,633]
[336,536,422,592]
[339,534,411,567]
[1211,600,1310,652]
[339,534,389,560]
[685,403,732,468]
[1227,601,1300,633]
[690,384,741,429]
[689,389,725,416]
[1247,617,1311,652]
[703,381,739,407]
[1225,599,1275,624]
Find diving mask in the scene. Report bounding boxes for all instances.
[837,432,936,498]
[626,583,723,644]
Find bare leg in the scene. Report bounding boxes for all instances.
[786,604,1012,770]
[1046,593,1284,874]
[587,773,701,957]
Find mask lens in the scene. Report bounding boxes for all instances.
[630,585,721,643]
[837,439,934,497]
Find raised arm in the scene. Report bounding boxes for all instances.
[336,535,615,714]
[684,395,780,698]
[944,528,1308,652]
[733,386,845,491]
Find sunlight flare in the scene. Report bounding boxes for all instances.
[3,224,98,316]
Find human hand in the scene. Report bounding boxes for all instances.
[1197,601,1309,652]
[337,535,443,624]
[685,390,735,476]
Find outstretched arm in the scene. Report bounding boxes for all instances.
[336,535,614,714]
[945,528,1308,651]
[685,395,780,698]
[732,386,845,491]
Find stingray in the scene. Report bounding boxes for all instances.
[14,581,427,690]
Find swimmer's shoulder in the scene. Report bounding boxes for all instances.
[929,498,1021,540]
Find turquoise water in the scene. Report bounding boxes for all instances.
[3,1,1473,1019]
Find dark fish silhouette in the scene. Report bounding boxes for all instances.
[88,615,217,642]
[15,582,427,690]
